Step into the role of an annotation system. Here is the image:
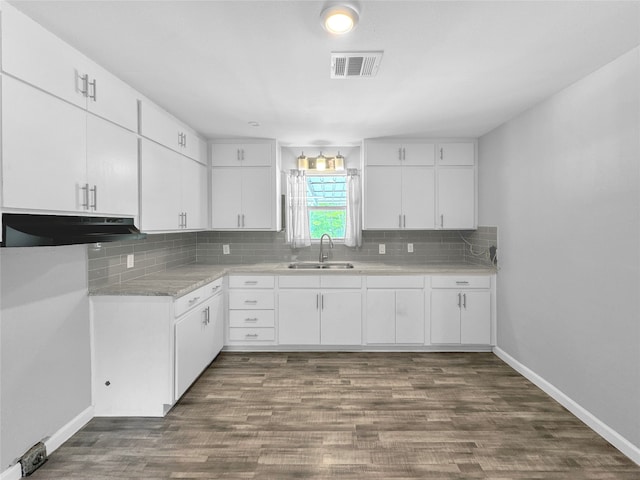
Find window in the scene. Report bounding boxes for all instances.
[306,174,346,240]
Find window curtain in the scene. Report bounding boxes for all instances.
[344,168,362,247]
[286,169,311,248]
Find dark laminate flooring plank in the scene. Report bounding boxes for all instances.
[28,352,640,479]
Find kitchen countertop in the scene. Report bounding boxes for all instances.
[89,262,496,298]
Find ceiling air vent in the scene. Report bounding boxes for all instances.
[330,51,383,79]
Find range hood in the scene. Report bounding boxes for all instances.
[1,213,147,247]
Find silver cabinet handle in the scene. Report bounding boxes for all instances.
[316,294,319,310]
[241,149,245,161]
[89,78,97,101]
[211,285,220,293]
[244,318,258,322]
[402,147,406,160]
[399,215,402,228]
[245,333,259,338]
[90,185,97,210]
[183,133,187,148]
[184,211,188,229]
[242,214,245,228]
[455,281,469,285]
[321,294,324,310]
[244,280,258,285]
[403,215,406,228]
[202,306,210,325]
[78,73,89,97]
[188,296,201,305]
[81,183,89,209]
[178,212,184,228]
[398,147,402,161]
[440,147,443,160]
[440,214,444,228]
[463,293,467,309]
[237,214,241,228]
[457,293,462,308]
[237,149,241,161]
[244,300,258,305]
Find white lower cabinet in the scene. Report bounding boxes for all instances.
[227,275,276,345]
[278,276,362,346]
[366,276,425,344]
[91,278,224,417]
[430,276,491,345]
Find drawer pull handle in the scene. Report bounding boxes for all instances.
[244,300,258,304]
[244,281,258,285]
[245,333,259,338]
[188,296,201,305]
[455,281,469,285]
[244,318,258,322]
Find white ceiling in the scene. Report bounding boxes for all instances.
[9,0,640,146]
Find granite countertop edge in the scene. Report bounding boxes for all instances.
[89,262,497,298]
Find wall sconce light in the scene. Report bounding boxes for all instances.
[297,151,309,170]
[315,152,327,171]
[320,4,359,35]
[334,151,345,171]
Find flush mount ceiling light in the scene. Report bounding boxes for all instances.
[320,4,359,35]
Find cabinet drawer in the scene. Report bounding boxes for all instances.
[320,276,362,289]
[366,275,424,289]
[229,310,275,328]
[229,290,274,310]
[174,280,220,317]
[229,275,275,289]
[431,276,490,289]
[229,328,275,342]
[278,275,320,288]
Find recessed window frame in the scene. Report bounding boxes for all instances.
[305,171,348,243]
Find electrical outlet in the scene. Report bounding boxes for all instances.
[407,243,414,253]
[379,244,386,254]
[126,254,134,269]
[223,244,230,255]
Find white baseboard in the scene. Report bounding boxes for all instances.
[493,347,640,466]
[0,406,94,480]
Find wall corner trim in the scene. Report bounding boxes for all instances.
[493,347,640,466]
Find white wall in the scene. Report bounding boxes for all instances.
[0,245,91,469]
[479,47,639,449]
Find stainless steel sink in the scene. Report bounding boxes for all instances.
[288,262,354,270]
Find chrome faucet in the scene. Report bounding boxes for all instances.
[319,233,334,263]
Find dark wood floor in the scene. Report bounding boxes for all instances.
[31,352,638,479]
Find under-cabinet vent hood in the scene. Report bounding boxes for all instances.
[1,213,147,247]
[330,51,383,79]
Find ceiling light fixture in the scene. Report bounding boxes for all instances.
[320,4,359,35]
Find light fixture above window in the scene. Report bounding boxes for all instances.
[296,151,346,171]
[320,4,359,35]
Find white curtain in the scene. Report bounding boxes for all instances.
[286,169,311,248]
[344,168,362,248]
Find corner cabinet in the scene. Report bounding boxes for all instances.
[211,140,280,231]
[91,278,224,417]
[363,139,477,230]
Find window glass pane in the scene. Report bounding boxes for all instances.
[309,210,346,239]
[306,175,347,240]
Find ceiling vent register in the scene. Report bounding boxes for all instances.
[331,51,383,79]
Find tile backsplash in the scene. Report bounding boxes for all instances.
[89,227,497,287]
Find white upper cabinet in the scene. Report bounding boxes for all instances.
[140,139,207,232]
[365,141,435,166]
[140,100,206,164]
[2,4,138,132]
[211,142,272,166]
[2,76,138,217]
[437,142,475,166]
[437,168,476,229]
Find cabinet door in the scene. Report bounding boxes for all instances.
[437,168,475,229]
[395,290,425,344]
[175,301,213,400]
[364,167,402,229]
[211,143,272,166]
[366,290,396,343]
[402,143,435,166]
[86,115,139,216]
[401,167,435,229]
[437,143,474,166]
[85,63,139,132]
[460,291,491,344]
[365,143,405,165]
[181,157,207,230]
[140,140,182,231]
[211,167,243,228]
[209,293,225,358]
[321,291,362,345]
[2,4,89,109]
[430,290,461,344]
[140,101,183,152]
[2,76,87,212]
[241,167,273,229]
[278,290,320,345]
